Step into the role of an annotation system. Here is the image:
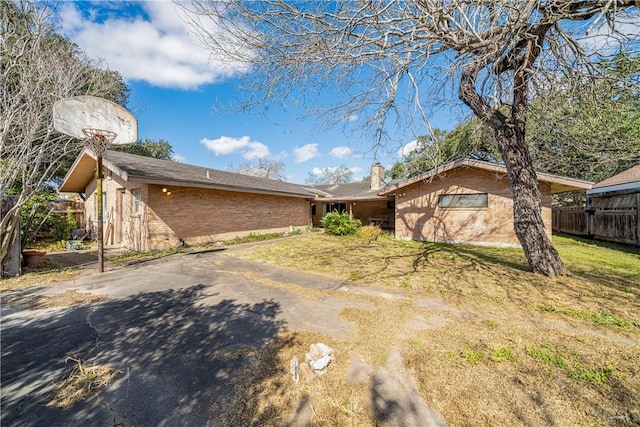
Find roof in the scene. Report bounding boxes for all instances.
[311,180,400,201]
[587,164,640,195]
[59,149,317,198]
[379,159,594,195]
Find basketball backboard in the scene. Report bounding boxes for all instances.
[53,95,137,145]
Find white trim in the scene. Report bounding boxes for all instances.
[587,181,640,195]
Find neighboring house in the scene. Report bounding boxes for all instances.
[60,149,316,251]
[585,164,640,245]
[310,164,399,228]
[379,159,593,247]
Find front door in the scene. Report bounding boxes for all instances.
[115,189,124,245]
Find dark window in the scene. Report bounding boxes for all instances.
[311,203,316,216]
[325,203,347,214]
[438,193,488,208]
[387,201,395,210]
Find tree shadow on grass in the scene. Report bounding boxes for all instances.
[413,242,531,275]
[1,284,292,426]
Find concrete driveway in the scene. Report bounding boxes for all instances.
[1,247,373,426]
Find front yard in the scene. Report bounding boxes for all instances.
[226,233,639,426]
[2,233,638,425]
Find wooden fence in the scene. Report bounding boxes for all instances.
[52,200,85,229]
[552,206,639,246]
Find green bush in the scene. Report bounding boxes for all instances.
[21,193,78,246]
[321,210,362,236]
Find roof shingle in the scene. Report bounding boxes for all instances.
[61,149,317,198]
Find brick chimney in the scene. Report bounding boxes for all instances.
[370,163,385,190]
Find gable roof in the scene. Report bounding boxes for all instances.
[59,149,316,198]
[587,164,640,195]
[379,159,593,195]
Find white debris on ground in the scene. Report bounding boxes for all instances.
[290,356,299,383]
[290,343,335,383]
[306,343,333,373]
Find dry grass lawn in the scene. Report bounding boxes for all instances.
[2,233,637,425]
[223,233,640,426]
[0,259,107,309]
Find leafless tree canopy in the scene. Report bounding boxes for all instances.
[232,158,287,180]
[183,1,637,135]
[181,1,638,276]
[1,0,127,268]
[306,165,355,185]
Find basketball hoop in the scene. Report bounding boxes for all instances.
[53,96,137,274]
[82,128,117,156]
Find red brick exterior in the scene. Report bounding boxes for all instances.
[146,185,310,249]
[85,174,311,251]
[394,167,553,247]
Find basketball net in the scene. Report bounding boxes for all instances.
[82,128,117,156]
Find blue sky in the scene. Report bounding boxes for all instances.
[56,1,465,183]
[56,2,637,183]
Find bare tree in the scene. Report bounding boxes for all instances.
[181,0,639,276]
[231,158,287,180]
[306,165,354,185]
[0,0,128,268]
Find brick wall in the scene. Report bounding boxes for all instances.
[395,168,553,247]
[352,200,395,227]
[146,185,311,250]
[84,174,311,251]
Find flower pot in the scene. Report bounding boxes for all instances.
[22,250,46,267]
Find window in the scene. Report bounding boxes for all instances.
[387,201,395,210]
[438,193,488,208]
[132,188,141,215]
[325,203,346,214]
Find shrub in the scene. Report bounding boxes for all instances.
[358,225,383,241]
[21,192,57,247]
[321,210,362,236]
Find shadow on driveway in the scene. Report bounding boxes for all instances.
[2,284,291,426]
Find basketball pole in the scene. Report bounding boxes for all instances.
[83,128,116,274]
[96,155,104,273]
[53,96,137,275]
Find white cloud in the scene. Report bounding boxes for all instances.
[294,144,319,163]
[200,135,270,159]
[346,114,359,122]
[577,18,640,57]
[244,142,270,160]
[398,139,419,157]
[58,2,250,89]
[350,166,362,174]
[172,153,186,163]
[330,146,353,159]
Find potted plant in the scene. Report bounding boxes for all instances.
[21,249,47,267]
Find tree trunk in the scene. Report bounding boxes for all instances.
[493,126,568,276]
[459,65,568,276]
[0,205,20,273]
